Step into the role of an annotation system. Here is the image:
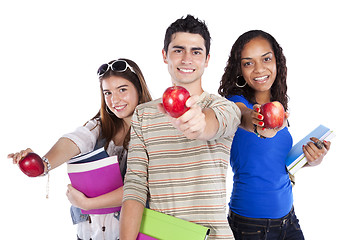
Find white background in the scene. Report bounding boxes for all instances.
[1,0,358,239]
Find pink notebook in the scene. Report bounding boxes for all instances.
[136,233,157,240]
[67,148,123,214]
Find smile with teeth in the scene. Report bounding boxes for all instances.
[254,75,269,82]
[178,67,195,73]
[113,105,126,111]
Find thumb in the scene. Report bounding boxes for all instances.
[157,103,166,114]
[186,95,199,108]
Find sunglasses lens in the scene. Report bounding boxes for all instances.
[112,60,127,72]
[97,64,108,76]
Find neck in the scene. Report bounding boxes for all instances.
[255,90,271,105]
[113,116,131,146]
[173,79,204,96]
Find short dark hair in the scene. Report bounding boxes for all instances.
[163,14,211,56]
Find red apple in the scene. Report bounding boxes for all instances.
[260,101,285,129]
[162,86,190,118]
[19,153,44,177]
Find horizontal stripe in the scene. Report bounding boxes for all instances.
[123,94,241,240]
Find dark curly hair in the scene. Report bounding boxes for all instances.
[218,30,288,111]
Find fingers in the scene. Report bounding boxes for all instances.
[185,95,199,108]
[159,95,198,118]
[66,184,73,195]
[161,95,205,139]
[8,148,34,164]
[303,138,327,166]
[323,140,331,150]
[311,137,331,151]
[173,103,205,139]
[157,103,166,114]
[252,104,264,127]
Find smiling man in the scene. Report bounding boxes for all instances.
[120,15,241,240]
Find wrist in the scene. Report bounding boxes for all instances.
[254,124,266,139]
[79,195,92,211]
[41,157,51,176]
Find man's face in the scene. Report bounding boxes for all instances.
[162,32,210,88]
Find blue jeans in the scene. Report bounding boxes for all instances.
[228,207,305,240]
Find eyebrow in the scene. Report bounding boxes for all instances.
[173,45,204,52]
[102,84,128,92]
[241,51,273,61]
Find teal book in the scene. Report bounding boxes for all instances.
[139,208,210,240]
[286,124,335,175]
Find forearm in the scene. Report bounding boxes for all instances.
[44,137,80,170]
[197,108,219,140]
[82,186,123,211]
[237,103,255,132]
[120,200,145,240]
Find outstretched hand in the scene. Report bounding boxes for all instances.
[252,104,290,138]
[158,95,212,140]
[8,148,34,164]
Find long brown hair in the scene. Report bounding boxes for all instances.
[218,30,288,111]
[92,58,152,149]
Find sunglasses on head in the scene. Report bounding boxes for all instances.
[97,59,136,77]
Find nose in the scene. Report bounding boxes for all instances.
[254,62,265,73]
[111,92,122,105]
[181,52,192,64]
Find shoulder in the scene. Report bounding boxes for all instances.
[83,118,101,131]
[132,98,165,123]
[204,92,240,114]
[201,92,233,107]
[135,99,161,112]
[227,94,253,108]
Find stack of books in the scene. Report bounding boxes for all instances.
[286,124,335,175]
[67,147,123,214]
[67,148,210,239]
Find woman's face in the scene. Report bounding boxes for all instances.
[240,37,277,94]
[101,76,139,120]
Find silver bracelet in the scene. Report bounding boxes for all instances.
[42,157,51,176]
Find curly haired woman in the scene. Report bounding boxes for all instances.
[219,30,331,240]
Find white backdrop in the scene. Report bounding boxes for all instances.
[1,0,358,239]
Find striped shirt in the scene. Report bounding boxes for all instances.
[123,92,241,240]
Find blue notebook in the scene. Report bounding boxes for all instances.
[67,147,109,164]
[286,125,335,175]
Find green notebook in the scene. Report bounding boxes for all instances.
[139,208,210,240]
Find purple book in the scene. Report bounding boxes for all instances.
[136,233,158,240]
[67,148,123,214]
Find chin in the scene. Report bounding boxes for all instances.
[116,112,133,120]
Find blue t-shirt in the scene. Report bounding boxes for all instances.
[228,95,293,219]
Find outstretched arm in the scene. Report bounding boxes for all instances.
[8,137,80,172]
[238,102,289,138]
[158,95,219,140]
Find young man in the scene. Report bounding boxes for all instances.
[120,15,241,240]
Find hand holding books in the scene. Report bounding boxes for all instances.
[286,125,335,174]
[303,137,331,167]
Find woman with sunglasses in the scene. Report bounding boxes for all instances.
[8,58,152,240]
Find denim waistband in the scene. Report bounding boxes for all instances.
[228,206,295,228]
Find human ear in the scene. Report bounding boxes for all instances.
[204,53,210,67]
[162,49,168,64]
